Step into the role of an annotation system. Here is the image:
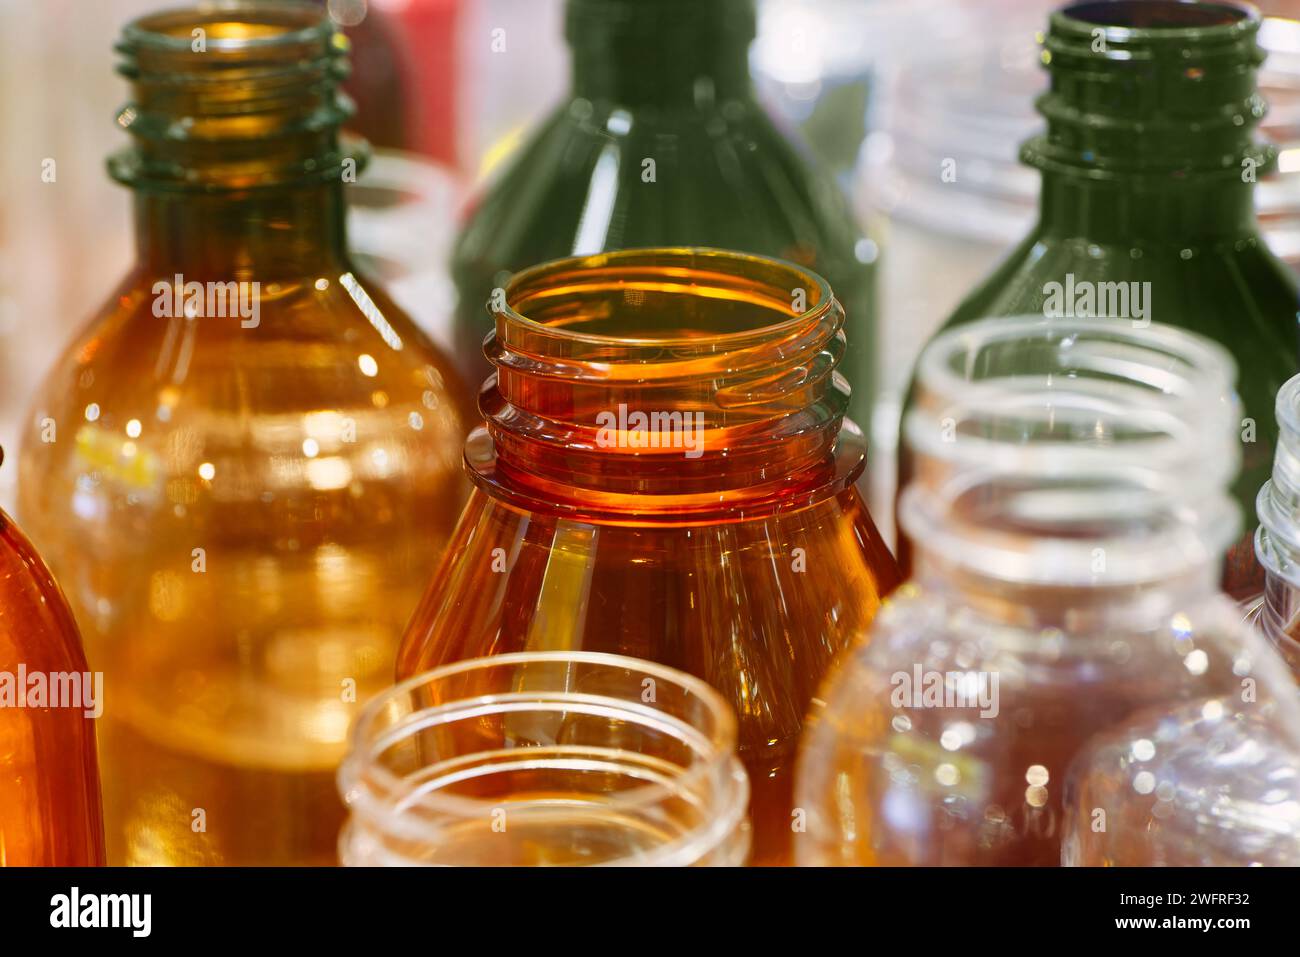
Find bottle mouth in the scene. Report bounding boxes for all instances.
[337,651,750,866]
[110,1,363,190]
[904,317,1242,586]
[1058,0,1256,33]
[498,247,834,349]
[470,248,860,514]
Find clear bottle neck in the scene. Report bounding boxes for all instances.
[903,315,1242,622]
[565,0,755,107]
[338,652,750,867]
[1254,372,1300,671]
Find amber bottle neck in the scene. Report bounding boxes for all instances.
[133,183,348,279]
[471,249,861,519]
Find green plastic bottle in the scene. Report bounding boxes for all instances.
[451,0,877,434]
[902,0,1299,595]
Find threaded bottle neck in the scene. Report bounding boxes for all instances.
[110,2,361,277]
[903,317,1242,604]
[469,248,862,519]
[1024,1,1272,185]
[566,0,755,106]
[109,1,365,192]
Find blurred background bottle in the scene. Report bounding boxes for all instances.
[796,317,1300,865]
[397,248,899,865]
[0,448,106,867]
[449,0,879,435]
[17,2,472,865]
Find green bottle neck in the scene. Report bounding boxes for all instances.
[1025,0,1270,244]
[566,0,755,106]
[133,184,349,279]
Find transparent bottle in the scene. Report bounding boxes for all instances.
[450,0,878,438]
[896,1,1300,595]
[1253,372,1300,678]
[796,316,1300,866]
[17,2,472,865]
[339,651,750,866]
[396,248,900,865]
[0,449,106,866]
[1062,702,1300,865]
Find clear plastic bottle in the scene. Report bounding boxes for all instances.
[339,652,750,866]
[1252,372,1300,677]
[796,316,1300,865]
[17,2,472,865]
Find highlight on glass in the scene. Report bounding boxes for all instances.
[338,651,750,866]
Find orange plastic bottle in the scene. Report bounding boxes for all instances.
[17,3,471,865]
[396,248,900,865]
[1,450,106,866]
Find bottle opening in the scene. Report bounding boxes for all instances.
[111,1,359,190]
[903,317,1242,587]
[502,247,829,343]
[337,652,750,866]
[1063,0,1250,30]
[474,248,860,512]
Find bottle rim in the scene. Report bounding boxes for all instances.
[338,651,750,866]
[1053,0,1261,40]
[499,246,835,348]
[118,1,334,54]
[903,316,1242,586]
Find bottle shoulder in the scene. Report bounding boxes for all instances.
[452,98,865,278]
[944,230,1299,334]
[0,511,88,671]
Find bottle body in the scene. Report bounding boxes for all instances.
[17,4,473,865]
[451,0,877,436]
[398,248,899,865]
[0,507,106,866]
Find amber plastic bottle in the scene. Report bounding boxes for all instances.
[18,3,471,865]
[396,248,899,866]
[0,451,106,866]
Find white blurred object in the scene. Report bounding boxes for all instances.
[348,150,465,355]
[0,0,154,513]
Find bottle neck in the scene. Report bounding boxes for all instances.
[1036,171,1259,244]
[472,249,861,519]
[1025,1,1270,243]
[133,183,348,279]
[566,0,755,106]
[112,3,361,280]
